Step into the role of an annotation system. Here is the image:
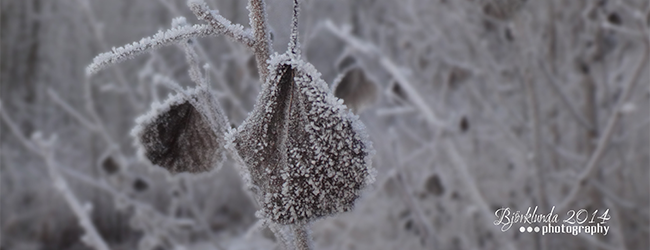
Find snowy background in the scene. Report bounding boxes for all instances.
[1,0,649,249]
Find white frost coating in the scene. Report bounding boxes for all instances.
[229,51,375,224]
[188,0,255,48]
[87,24,218,76]
[87,6,256,76]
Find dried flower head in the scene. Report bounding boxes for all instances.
[227,52,375,224]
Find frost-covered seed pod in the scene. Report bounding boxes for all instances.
[131,87,228,173]
[227,52,375,224]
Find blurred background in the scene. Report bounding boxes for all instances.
[1,0,648,249]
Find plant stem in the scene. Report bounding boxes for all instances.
[248,0,272,83]
[293,222,313,250]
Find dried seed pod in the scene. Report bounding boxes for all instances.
[332,66,379,114]
[227,53,375,224]
[131,87,228,174]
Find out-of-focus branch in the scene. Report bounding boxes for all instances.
[538,59,594,131]
[556,34,649,212]
[445,139,517,250]
[0,102,38,153]
[0,104,110,250]
[390,137,437,248]
[324,20,446,128]
[35,138,111,250]
[48,89,97,132]
[76,0,141,109]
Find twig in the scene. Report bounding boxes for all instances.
[247,0,273,83]
[292,222,313,250]
[47,89,98,132]
[523,66,547,250]
[38,143,111,250]
[0,105,110,250]
[323,20,446,128]
[0,101,38,153]
[538,59,594,131]
[86,24,224,75]
[556,34,649,212]
[268,222,293,250]
[187,0,255,48]
[288,0,301,55]
[76,0,141,109]
[388,129,436,248]
[445,139,517,250]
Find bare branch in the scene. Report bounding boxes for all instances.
[1,106,110,250]
[323,20,446,128]
[36,140,111,250]
[187,0,255,48]
[86,24,223,76]
[48,89,98,132]
[556,36,649,212]
[247,0,273,83]
[445,139,517,250]
[538,59,595,131]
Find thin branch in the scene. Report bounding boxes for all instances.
[445,139,517,250]
[292,222,313,250]
[86,24,224,76]
[323,20,446,128]
[389,129,436,248]
[0,101,38,153]
[268,222,293,250]
[76,0,141,109]
[522,64,547,250]
[556,35,649,212]
[247,0,273,83]
[538,59,594,131]
[47,89,98,132]
[0,105,110,250]
[288,0,300,55]
[38,146,111,250]
[187,0,255,48]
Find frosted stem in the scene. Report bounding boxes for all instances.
[248,0,273,83]
[293,222,313,250]
[288,0,300,55]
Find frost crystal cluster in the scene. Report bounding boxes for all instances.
[227,53,375,224]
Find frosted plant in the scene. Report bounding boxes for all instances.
[227,1,375,248]
[86,0,375,249]
[131,86,229,173]
[226,53,375,224]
